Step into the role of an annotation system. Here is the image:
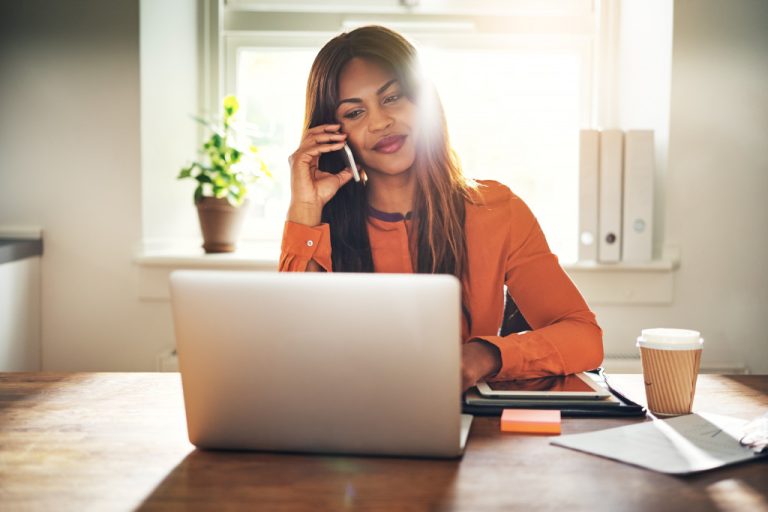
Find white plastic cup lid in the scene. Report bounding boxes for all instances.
[636,328,703,350]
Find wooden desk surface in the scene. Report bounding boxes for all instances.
[0,373,766,512]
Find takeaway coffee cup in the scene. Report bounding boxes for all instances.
[636,328,704,416]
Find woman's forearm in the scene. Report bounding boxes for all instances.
[287,202,325,272]
[287,202,322,227]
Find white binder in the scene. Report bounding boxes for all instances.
[598,130,623,263]
[622,130,654,262]
[578,130,600,261]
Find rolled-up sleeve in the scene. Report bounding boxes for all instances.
[278,220,333,272]
[471,192,604,380]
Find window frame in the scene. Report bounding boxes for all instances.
[197,0,605,248]
[202,0,606,139]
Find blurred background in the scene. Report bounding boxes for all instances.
[0,0,766,374]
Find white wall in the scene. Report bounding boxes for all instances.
[1,0,766,372]
[594,0,768,372]
[0,0,171,370]
[140,0,201,247]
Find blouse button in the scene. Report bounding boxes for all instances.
[306,240,314,247]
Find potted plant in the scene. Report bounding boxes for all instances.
[177,95,271,253]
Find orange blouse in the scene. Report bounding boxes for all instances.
[278,179,604,380]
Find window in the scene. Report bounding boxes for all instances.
[418,45,586,262]
[206,0,600,263]
[231,43,321,242]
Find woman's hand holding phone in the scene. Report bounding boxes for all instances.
[287,123,357,227]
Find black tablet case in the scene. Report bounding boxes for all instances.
[462,368,647,418]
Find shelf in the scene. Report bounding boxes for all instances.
[0,226,44,265]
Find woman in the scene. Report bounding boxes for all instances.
[280,25,603,391]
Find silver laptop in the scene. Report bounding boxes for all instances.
[169,270,473,458]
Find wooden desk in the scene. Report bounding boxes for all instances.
[0,374,766,511]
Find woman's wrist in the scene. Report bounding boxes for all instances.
[469,338,502,379]
[287,202,323,226]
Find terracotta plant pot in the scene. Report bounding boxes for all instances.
[195,197,249,253]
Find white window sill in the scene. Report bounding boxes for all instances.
[134,241,279,300]
[562,253,680,306]
[135,243,680,305]
[562,258,679,273]
[135,241,280,270]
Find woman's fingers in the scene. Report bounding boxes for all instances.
[314,167,353,184]
[300,132,347,149]
[294,130,347,165]
[289,124,355,208]
[296,140,346,163]
[306,123,342,135]
[312,168,355,201]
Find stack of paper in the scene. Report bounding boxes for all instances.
[551,412,765,474]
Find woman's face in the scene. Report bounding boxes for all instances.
[335,57,418,177]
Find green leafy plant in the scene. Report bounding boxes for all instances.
[177,95,271,206]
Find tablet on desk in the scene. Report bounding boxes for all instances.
[475,372,611,399]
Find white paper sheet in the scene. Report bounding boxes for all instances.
[551,412,765,474]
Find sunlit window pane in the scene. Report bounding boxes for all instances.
[420,48,581,263]
[235,49,318,241]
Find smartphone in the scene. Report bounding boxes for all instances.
[341,143,362,183]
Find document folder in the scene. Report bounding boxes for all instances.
[578,129,600,261]
[622,130,655,262]
[598,130,623,263]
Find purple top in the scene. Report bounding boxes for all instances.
[367,203,414,222]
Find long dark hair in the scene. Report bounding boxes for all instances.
[304,25,479,329]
